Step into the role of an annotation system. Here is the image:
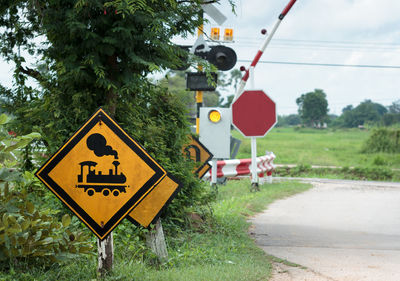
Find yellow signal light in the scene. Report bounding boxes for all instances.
[208,110,222,123]
[224,28,233,41]
[211,27,220,41]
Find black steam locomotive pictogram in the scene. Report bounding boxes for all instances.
[76,133,129,196]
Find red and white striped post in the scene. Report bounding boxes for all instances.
[233,0,297,101]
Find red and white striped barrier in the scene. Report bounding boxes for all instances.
[233,0,297,102]
[204,152,275,184]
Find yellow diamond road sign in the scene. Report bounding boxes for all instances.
[35,108,166,240]
[127,173,181,228]
[182,135,213,179]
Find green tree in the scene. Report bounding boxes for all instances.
[388,100,400,114]
[0,0,234,233]
[0,1,229,146]
[276,114,301,127]
[296,89,328,126]
[159,71,196,118]
[383,100,400,126]
[218,68,242,108]
[340,100,387,127]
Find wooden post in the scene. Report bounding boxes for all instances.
[145,218,168,261]
[98,71,118,274]
[97,232,114,275]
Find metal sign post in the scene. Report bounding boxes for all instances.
[249,67,259,190]
[211,158,218,186]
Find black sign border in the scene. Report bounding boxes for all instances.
[188,135,213,177]
[198,162,212,179]
[35,108,166,240]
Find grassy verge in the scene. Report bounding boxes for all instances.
[233,127,400,169]
[0,180,311,281]
[275,164,400,182]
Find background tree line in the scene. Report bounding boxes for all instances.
[277,88,400,128]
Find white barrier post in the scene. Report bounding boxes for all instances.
[266,151,273,184]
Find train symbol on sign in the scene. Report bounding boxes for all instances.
[76,133,129,197]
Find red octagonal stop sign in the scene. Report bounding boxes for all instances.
[232,90,277,137]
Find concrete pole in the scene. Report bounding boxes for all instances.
[97,233,114,275]
[145,218,168,261]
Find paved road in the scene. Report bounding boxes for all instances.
[250,179,400,281]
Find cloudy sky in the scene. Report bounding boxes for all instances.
[1,0,400,116]
[174,0,400,115]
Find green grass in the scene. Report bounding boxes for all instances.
[275,164,399,181]
[0,180,311,281]
[233,127,400,169]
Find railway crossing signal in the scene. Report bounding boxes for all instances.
[35,108,167,240]
[172,44,237,72]
[199,107,231,159]
[194,45,237,71]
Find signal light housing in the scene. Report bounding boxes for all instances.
[172,44,237,72]
[211,27,220,40]
[199,107,231,159]
[224,28,233,41]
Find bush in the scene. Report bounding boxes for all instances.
[0,183,93,264]
[362,128,400,153]
[0,114,93,266]
[372,155,386,166]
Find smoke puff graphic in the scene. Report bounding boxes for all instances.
[86,133,118,159]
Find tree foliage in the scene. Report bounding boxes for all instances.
[338,100,388,127]
[0,0,206,134]
[296,89,328,126]
[0,1,231,232]
[388,100,400,114]
[277,114,301,127]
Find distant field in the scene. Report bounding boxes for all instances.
[233,127,400,169]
